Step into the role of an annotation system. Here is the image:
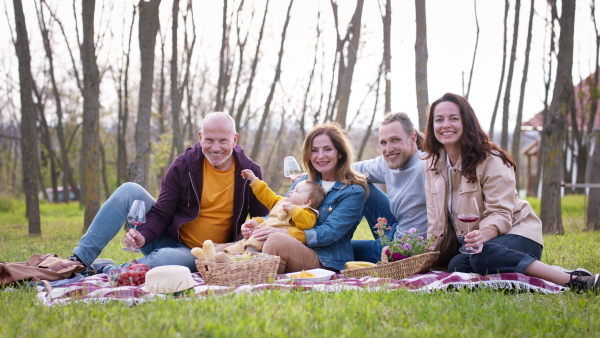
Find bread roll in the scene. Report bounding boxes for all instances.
[191,247,205,261]
[203,240,216,262]
[215,252,234,263]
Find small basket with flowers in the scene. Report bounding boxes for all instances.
[341,218,439,280]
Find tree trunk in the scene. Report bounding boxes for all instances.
[177,1,197,147]
[382,0,391,114]
[117,5,136,186]
[489,0,509,139]
[38,1,79,202]
[100,140,110,200]
[229,0,251,119]
[79,0,101,232]
[465,0,479,100]
[584,2,600,199]
[535,3,558,197]
[129,0,161,187]
[32,86,58,204]
[215,0,229,112]
[335,0,364,128]
[300,10,321,139]
[169,0,184,156]
[158,30,166,135]
[235,0,269,130]
[571,88,585,194]
[415,0,429,131]
[540,0,576,235]
[358,63,383,161]
[586,127,600,230]
[250,0,294,160]
[500,0,521,150]
[512,0,534,191]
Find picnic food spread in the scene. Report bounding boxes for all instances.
[226,252,263,261]
[290,270,318,278]
[195,247,280,286]
[192,243,272,264]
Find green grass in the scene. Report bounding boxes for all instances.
[1,195,599,337]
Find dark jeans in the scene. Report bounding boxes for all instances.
[448,234,543,275]
[351,183,398,263]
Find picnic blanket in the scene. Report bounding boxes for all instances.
[35,271,566,307]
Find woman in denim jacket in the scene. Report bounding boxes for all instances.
[244,123,369,273]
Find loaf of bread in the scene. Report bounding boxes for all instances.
[214,252,235,263]
[191,247,205,261]
[203,240,216,262]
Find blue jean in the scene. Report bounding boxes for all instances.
[351,183,398,263]
[448,234,542,275]
[73,182,198,272]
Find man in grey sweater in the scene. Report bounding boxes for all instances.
[351,112,428,263]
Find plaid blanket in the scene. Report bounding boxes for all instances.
[36,271,566,307]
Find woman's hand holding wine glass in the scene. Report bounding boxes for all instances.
[457,193,482,255]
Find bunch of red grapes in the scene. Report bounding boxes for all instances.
[114,264,150,286]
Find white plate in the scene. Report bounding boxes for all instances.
[286,268,336,282]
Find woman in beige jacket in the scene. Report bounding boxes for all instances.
[422,92,598,293]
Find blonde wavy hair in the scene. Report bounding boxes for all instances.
[301,122,369,198]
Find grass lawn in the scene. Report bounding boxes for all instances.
[1,195,599,337]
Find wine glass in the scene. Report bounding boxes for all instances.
[457,194,480,255]
[122,200,146,253]
[283,156,302,178]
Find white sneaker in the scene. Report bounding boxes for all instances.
[551,265,592,276]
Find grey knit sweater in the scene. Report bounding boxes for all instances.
[353,150,428,239]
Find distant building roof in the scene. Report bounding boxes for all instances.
[522,68,600,131]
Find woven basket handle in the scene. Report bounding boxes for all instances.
[380,246,390,264]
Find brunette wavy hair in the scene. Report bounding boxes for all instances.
[301,122,369,197]
[422,93,516,183]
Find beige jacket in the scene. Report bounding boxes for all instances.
[425,149,543,259]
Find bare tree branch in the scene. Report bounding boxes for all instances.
[44,0,83,93]
[489,0,509,139]
[235,0,270,129]
[465,0,480,99]
[250,0,294,160]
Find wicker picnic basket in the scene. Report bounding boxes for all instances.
[341,247,439,280]
[195,254,280,286]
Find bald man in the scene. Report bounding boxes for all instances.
[70,112,268,274]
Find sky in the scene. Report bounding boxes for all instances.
[1,0,598,136]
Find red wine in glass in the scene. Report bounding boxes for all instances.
[458,214,479,223]
[130,221,144,227]
[123,200,146,253]
[458,194,480,254]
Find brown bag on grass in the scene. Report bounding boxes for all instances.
[0,253,85,286]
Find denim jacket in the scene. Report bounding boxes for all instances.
[289,174,366,270]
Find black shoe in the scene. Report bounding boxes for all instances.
[69,255,115,276]
[566,273,600,293]
[69,254,94,276]
[68,254,82,263]
[90,259,117,275]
